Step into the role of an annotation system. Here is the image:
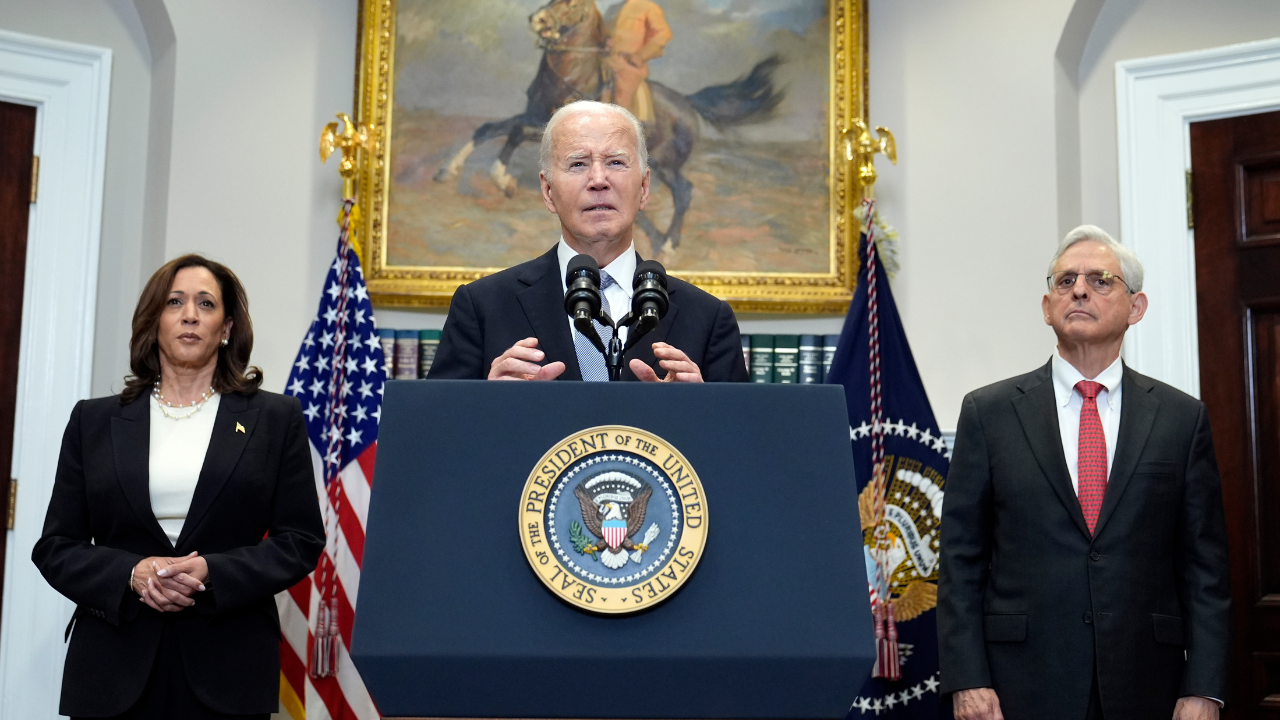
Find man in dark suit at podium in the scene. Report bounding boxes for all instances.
[429,100,748,383]
[938,226,1230,720]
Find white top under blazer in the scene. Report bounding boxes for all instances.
[148,393,221,545]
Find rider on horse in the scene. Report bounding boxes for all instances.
[603,0,672,124]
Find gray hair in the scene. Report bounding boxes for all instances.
[539,100,649,176]
[1047,224,1144,293]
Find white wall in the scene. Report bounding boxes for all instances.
[862,0,1079,429]
[1076,0,1280,234]
[862,0,1279,429]
[0,0,356,401]
[159,0,356,391]
[0,0,154,399]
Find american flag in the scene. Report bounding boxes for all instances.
[277,201,382,720]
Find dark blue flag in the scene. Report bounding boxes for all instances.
[828,205,952,719]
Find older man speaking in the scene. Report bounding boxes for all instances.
[428,100,747,383]
[938,226,1230,720]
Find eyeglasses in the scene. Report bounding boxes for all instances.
[1046,271,1133,296]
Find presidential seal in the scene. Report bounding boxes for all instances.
[519,425,707,614]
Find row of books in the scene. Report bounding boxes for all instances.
[378,329,442,380]
[743,334,843,384]
[376,329,846,384]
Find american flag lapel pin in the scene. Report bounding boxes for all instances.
[235,422,246,434]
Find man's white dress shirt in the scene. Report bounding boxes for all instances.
[1051,352,1123,492]
[557,238,635,346]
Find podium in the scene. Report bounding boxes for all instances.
[352,381,873,719]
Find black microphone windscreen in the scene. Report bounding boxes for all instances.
[567,254,600,280]
[633,259,668,288]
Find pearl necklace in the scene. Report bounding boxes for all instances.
[152,384,216,421]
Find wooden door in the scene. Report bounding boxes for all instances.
[1192,108,1280,717]
[0,100,36,623]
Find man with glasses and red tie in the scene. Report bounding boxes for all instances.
[938,225,1230,720]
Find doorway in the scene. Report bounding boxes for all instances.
[1191,107,1280,718]
[0,99,35,625]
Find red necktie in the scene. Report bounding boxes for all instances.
[1076,380,1107,535]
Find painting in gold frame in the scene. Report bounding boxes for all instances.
[354,0,867,313]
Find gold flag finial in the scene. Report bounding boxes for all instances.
[841,119,897,200]
[320,113,374,199]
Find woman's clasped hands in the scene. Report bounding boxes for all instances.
[131,551,210,612]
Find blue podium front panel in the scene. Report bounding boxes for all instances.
[352,381,872,718]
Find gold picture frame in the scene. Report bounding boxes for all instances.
[354,0,868,313]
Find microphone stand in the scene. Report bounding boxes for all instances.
[572,310,624,381]
[565,255,668,381]
[575,311,658,382]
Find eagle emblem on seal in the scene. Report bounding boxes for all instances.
[572,472,661,569]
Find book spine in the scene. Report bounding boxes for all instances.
[379,328,396,378]
[823,334,841,382]
[749,335,774,383]
[418,329,441,378]
[772,335,799,383]
[394,330,419,380]
[798,334,822,384]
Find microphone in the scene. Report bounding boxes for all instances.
[632,260,669,325]
[626,260,669,345]
[564,254,602,323]
[564,254,607,354]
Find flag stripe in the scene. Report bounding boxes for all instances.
[279,670,305,720]
[355,444,377,492]
[333,483,366,568]
[302,681,334,720]
[334,635,380,719]
[342,457,372,530]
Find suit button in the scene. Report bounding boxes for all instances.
[1083,611,1093,624]
[1090,551,1101,561]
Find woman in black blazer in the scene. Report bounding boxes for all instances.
[32,254,325,720]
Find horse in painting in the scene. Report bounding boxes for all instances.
[434,0,784,258]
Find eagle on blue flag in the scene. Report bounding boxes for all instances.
[827,201,952,719]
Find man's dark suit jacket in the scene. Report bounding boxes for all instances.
[429,245,749,382]
[32,391,325,717]
[938,360,1230,720]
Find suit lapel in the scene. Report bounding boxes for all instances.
[517,247,583,381]
[111,395,172,548]
[176,393,259,547]
[1091,365,1159,539]
[1011,361,1092,540]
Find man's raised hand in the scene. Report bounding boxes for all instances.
[488,338,566,381]
[630,342,702,383]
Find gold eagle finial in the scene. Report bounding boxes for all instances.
[319,113,374,198]
[841,118,897,200]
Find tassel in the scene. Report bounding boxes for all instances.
[871,600,888,678]
[310,597,340,679]
[310,600,329,678]
[871,599,903,681]
[883,600,902,681]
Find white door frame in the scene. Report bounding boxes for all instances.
[1116,38,1280,398]
[0,28,110,719]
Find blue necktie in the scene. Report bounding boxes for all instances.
[574,271,614,382]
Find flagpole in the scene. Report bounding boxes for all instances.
[273,113,386,718]
[842,105,901,680]
[293,113,376,687]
